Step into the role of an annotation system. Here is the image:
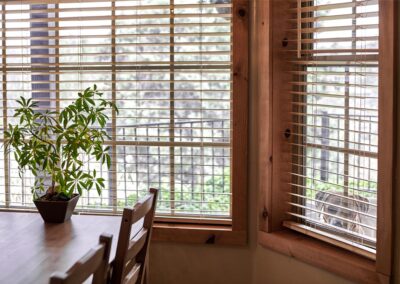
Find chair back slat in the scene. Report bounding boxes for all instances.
[111,188,158,284]
[123,264,141,284]
[57,246,105,284]
[130,194,155,225]
[50,234,113,284]
[93,234,113,283]
[125,228,148,262]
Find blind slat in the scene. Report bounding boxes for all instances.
[0,0,234,221]
[292,0,378,12]
[287,0,379,252]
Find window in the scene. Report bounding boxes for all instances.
[257,0,395,281]
[0,0,248,231]
[286,0,379,256]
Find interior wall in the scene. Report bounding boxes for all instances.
[148,1,399,283]
[252,247,353,284]
[149,243,253,284]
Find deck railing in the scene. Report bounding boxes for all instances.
[2,118,232,219]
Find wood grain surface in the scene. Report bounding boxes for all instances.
[0,212,122,284]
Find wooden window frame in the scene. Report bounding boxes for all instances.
[153,0,250,245]
[0,0,249,246]
[256,0,397,282]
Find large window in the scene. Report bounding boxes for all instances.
[285,0,379,256]
[0,0,248,227]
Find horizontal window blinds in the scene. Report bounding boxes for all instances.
[0,0,233,222]
[286,0,379,256]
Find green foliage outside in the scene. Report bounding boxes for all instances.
[117,168,231,215]
[306,178,378,200]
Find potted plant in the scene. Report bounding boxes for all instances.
[4,85,118,223]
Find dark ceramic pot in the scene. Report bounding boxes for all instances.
[34,194,80,223]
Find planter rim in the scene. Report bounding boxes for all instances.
[34,193,80,203]
[34,193,80,223]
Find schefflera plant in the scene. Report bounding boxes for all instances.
[4,85,118,200]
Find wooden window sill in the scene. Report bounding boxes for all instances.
[153,223,247,246]
[258,230,389,284]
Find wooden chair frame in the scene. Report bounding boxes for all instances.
[50,234,113,284]
[111,188,158,284]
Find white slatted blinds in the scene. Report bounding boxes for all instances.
[285,0,379,257]
[0,0,234,223]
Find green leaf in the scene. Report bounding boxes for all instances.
[96,184,102,195]
[95,183,101,195]
[87,98,95,106]
[97,178,105,188]
[106,154,111,169]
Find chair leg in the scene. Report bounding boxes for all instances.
[142,259,150,284]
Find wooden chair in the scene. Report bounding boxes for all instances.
[111,188,159,284]
[49,234,113,284]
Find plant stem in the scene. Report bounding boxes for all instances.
[29,130,57,153]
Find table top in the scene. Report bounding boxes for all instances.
[0,212,122,284]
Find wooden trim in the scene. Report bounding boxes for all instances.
[269,0,294,232]
[376,0,397,278]
[283,221,376,260]
[258,230,388,284]
[394,3,400,283]
[255,0,273,233]
[231,0,249,234]
[152,223,246,245]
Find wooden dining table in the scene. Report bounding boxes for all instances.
[0,212,122,284]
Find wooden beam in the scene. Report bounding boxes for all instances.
[376,0,397,278]
[231,0,249,234]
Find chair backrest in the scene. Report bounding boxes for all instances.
[111,188,159,284]
[50,234,113,284]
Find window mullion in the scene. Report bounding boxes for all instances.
[2,4,10,208]
[111,0,117,211]
[169,0,175,216]
[55,3,60,114]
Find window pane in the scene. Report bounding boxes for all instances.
[0,0,233,221]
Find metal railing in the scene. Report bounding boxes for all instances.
[1,119,232,219]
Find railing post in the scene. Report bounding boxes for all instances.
[146,127,150,193]
[157,127,161,200]
[134,127,139,200]
[222,119,225,193]
[106,123,113,207]
[321,111,329,181]
[123,127,127,206]
[179,126,183,201]
[191,122,195,200]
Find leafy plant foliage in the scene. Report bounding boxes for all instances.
[4,85,118,200]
